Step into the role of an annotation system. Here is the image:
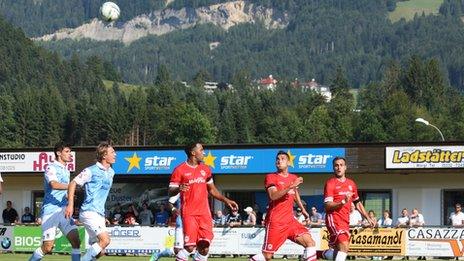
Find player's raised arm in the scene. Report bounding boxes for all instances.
[267,176,302,201]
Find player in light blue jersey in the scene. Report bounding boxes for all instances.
[150,194,184,261]
[65,142,116,261]
[29,143,81,261]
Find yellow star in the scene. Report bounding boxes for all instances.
[125,153,142,172]
[203,151,217,168]
[287,150,296,167]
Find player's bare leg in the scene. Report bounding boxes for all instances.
[194,240,210,261]
[66,229,81,261]
[295,234,317,261]
[81,232,110,261]
[29,240,54,261]
[332,241,349,261]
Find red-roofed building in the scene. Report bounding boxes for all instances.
[259,75,277,90]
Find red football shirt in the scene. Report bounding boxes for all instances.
[264,172,298,225]
[324,177,359,227]
[169,162,213,216]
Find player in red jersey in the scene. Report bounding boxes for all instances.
[169,143,238,261]
[322,156,375,261]
[250,151,316,261]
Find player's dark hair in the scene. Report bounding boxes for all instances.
[96,141,113,162]
[276,150,290,159]
[185,143,200,157]
[54,142,71,159]
[332,156,347,165]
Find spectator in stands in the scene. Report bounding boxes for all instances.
[21,206,35,224]
[309,205,323,226]
[2,200,18,224]
[295,207,307,225]
[139,202,154,226]
[253,203,264,225]
[124,203,139,225]
[409,208,425,260]
[125,215,139,225]
[449,203,464,227]
[396,208,409,227]
[409,208,425,227]
[362,210,377,227]
[349,203,363,227]
[378,210,393,227]
[213,210,227,226]
[111,203,124,224]
[154,203,169,226]
[243,206,257,226]
[227,208,242,227]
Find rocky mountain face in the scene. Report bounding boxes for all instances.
[36,1,288,44]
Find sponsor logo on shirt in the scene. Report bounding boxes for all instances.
[188,177,206,184]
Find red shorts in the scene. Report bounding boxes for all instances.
[182,215,214,247]
[326,215,350,247]
[262,218,310,253]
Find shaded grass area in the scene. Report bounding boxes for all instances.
[389,0,443,22]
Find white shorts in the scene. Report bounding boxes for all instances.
[79,211,107,241]
[174,226,183,249]
[41,208,77,241]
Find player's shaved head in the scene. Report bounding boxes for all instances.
[276,150,290,160]
[185,142,201,157]
[332,156,346,165]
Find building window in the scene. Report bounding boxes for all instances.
[32,190,44,219]
[443,190,464,225]
[358,190,392,220]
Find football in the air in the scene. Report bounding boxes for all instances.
[100,2,120,22]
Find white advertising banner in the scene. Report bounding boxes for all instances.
[106,226,173,254]
[104,226,321,255]
[386,146,464,169]
[407,227,464,256]
[0,152,76,172]
[209,227,321,255]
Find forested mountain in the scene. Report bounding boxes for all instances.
[1,13,464,148]
[18,0,463,90]
[1,1,464,148]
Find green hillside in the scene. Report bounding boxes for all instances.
[389,0,444,22]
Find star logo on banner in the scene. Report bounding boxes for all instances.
[203,151,217,168]
[125,153,142,172]
[287,150,296,167]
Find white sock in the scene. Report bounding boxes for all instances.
[159,248,174,257]
[250,253,266,261]
[176,248,190,261]
[82,243,102,261]
[194,251,208,261]
[303,247,317,261]
[335,251,348,261]
[29,247,44,261]
[323,249,335,260]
